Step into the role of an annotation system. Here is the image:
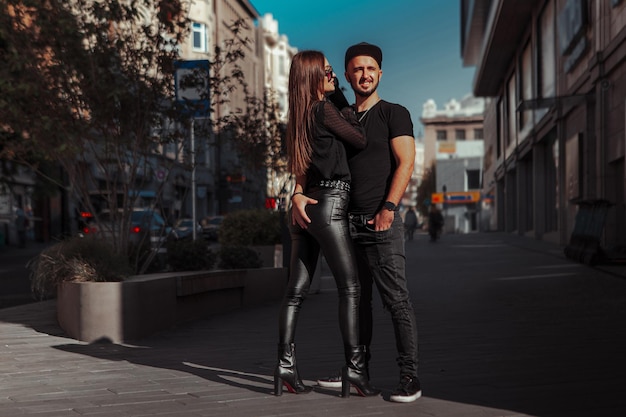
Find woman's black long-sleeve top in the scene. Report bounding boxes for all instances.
[305,100,366,190]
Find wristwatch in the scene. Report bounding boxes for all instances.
[383,201,398,211]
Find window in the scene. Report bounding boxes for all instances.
[466,169,481,189]
[455,129,466,140]
[538,2,555,99]
[192,22,207,52]
[279,56,286,76]
[507,75,516,150]
[436,130,447,140]
[474,128,484,139]
[519,41,532,130]
[497,99,503,158]
[496,99,506,158]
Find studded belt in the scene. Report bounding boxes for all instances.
[317,179,351,191]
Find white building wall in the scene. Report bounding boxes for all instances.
[257,13,297,205]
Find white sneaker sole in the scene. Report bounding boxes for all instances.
[316,380,342,388]
[389,390,422,403]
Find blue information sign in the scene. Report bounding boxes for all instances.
[174,60,210,117]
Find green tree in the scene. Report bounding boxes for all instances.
[0,1,281,273]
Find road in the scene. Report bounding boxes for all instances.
[1,231,626,416]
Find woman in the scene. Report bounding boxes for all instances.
[274,50,379,398]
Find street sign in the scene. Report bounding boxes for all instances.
[431,191,481,204]
[174,60,210,117]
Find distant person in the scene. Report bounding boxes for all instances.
[299,42,421,403]
[428,205,444,242]
[404,206,418,241]
[15,207,27,248]
[274,50,377,398]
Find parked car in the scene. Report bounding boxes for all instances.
[80,208,171,253]
[169,218,202,241]
[201,215,224,241]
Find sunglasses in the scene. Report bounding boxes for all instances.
[325,66,334,82]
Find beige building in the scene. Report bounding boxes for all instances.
[258,13,297,122]
[462,0,626,253]
[403,137,424,210]
[420,95,486,233]
[257,13,297,206]
[176,0,263,217]
[421,95,485,170]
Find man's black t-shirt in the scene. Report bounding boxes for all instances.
[347,100,414,216]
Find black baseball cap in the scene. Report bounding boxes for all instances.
[344,42,383,70]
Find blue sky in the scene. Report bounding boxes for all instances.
[251,0,476,136]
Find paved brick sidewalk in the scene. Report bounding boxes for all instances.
[1,232,625,416]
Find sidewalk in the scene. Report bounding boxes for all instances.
[1,232,625,416]
[0,240,55,309]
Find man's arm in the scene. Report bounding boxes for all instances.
[370,135,415,231]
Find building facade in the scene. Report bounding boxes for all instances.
[257,13,297,209]
[421,95,486,233]
[1,0,271,248]
[461,0,626,247]
[403,137,424,210]
[173,0,265,219]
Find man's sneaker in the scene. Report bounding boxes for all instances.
[316,371,342,388]
[389,375,422,403]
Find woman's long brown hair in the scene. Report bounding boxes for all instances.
[286,50,325,177]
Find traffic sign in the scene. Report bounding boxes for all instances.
[174,60,210,117]
[431,191,481,204]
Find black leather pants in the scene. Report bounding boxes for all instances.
[278,188,360,347]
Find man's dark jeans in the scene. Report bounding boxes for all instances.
[349,211,419,377]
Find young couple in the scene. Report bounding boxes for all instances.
[274,42,421,403]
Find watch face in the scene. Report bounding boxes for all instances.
[384,201,396,211]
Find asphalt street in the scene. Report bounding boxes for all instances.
[1,231,625,416]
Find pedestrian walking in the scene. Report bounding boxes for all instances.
[404,206,418,241]
[15,207,28,248]
[428,205,444,242]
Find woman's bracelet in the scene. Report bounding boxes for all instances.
[292,191,304,198]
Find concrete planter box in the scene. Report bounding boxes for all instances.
[251,244,283,268]
[57,267,287,344]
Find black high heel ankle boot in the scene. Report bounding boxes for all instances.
[274,343,312,396]
[341,345,381,398]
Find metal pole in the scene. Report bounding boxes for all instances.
[191,118,197,241]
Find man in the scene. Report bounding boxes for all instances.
[15,207,28,248]
[404,206,419,241]
[296,42,421,403]
[428,204,444,242]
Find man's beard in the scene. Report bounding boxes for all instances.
[356,90,374,98]
[354,80,378,98]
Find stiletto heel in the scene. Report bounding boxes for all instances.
[274,372,283,396]
[341,367,351,398]
[342,345,381,398]
[274,343,312,396]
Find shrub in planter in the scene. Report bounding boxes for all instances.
[129,239,167,274]
[217,246,262,269]
[28,236,132,299]
[166,239,216,271]
[218,209,281,246]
